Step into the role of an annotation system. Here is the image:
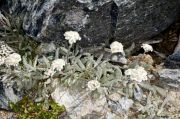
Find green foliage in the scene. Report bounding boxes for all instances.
[10,97,66,119]
[60,51,123,88]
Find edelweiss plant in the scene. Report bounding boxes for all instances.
[4,53,21,66]
[64,31,81,45]
[110,41,124,55]
[87,80,101,91]
[124,66,148,82]
[141,44,153,53]
[0,14,178,118]
[45,58,66,77]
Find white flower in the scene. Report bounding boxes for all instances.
[4,53,21,66]
[87,80,100,91]
[44,59,65,77]
[51,59,66,71]
[141,44,153,53]
[125,66,148,82]
[64,31,81,45]
[110,41,124,54]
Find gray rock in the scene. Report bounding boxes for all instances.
[51,85,109,119]
[158,69,180,91]
[3,0,180,47]
[0,80,21,110]
[165,50,180,69]
[107,97,134,115]
[50,79,121,119]
[114,0,180,46]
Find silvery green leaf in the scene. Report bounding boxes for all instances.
[137,114,146,119]
[33,55,38,68]
[59,46,68,54]
[72,78,77,84]
[157,96,169,115]
[42,55,50,68]
[86,59,93,68]
[96,67,102,80]
[22,57,36,71]
[153,85,167,97]
[74,63,82,71]
[128,83,134,97]
[102,78,120,87]
[64,64,73,71]
[67,78,72,86]
[60,75,68,81]
[147,92,152,105]
[29,59,33,65]
[77,59,85,70]
[139,82,156,94]
[108,74,115,80]
[114,66,122,79]
[32,74,44,80]
[94,54,103,68]
[55,48,60,59]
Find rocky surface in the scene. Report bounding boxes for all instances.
[51,80,129,119]
[0,76,22,110]
[2,0,180,47]
[51,84,109,118]
[0,110,17,119]
[158,69,180,91]
[165,51,180,69]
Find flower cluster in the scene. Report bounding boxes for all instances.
[4,53,21,66]
[141,44,153,53]
[64,31,81,45]
[125,66,148,82]
[51,59,66,71]
[45,59,66,77]
[87,80,100,91]
[110,41,124,54]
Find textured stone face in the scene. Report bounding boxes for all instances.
[5,0,180,46]
[114,0,180,46]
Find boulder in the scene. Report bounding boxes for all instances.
[158,69,180,91]
[114,0,180,46]
[3,0,180,47]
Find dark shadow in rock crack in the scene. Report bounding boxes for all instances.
[105,1,119,46]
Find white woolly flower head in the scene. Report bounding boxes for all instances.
[110,41,124,54]
[4,53,21,66]
[44,59,65,77]
[87,80,100,91]
[125,66,148,82]
[51,59,66,71]
[64,31,81,45]
[141,44,153,53]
